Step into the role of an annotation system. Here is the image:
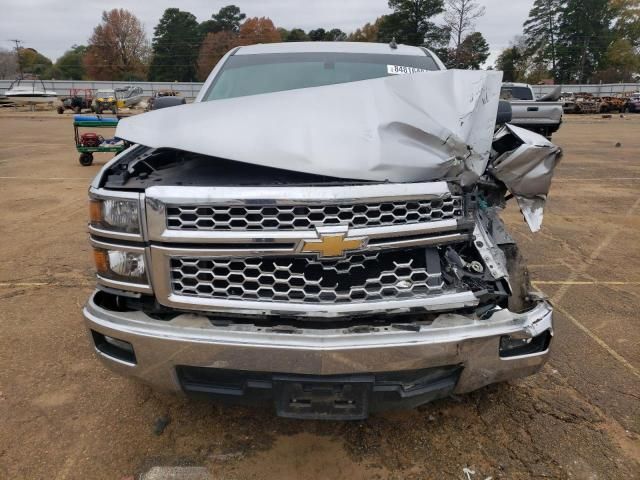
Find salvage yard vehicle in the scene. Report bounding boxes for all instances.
[57,88,94,114]
[623,93,640,113]
[92,89,118,114]
[500,82,563,138]
[83,42,561,420]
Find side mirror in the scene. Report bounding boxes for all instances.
[151,96,186,110]
[496,100,512,125]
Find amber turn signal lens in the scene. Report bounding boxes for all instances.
[89,199,103,224]
[93,248,109,274]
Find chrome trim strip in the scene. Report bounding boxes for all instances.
[90,238,146,253]
[164,291,479,318]
[145,182,452,205]
[96,275,153,294]
[88,225,143,242]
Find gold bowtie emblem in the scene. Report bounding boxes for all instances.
[301,233,366,258]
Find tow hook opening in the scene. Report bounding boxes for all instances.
[499,329,552,358]
[91,330,137,365]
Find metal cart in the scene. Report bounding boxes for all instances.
[74,116,127,166]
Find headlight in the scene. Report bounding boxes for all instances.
[93,248,147,284]
[90,198,140,234]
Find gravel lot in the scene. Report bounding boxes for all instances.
[0,111,639,479]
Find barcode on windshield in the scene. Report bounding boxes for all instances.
[387,65,429,75]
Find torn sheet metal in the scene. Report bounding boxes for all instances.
[491,124,562,232]
[117,70,502,183]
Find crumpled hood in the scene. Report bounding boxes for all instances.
[117,70,503,183]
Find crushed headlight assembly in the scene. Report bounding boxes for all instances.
[93,247,147,284]
[90,197,140,234]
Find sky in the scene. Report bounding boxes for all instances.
[2,0,533,65]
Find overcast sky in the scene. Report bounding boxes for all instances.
[2,0,532,64]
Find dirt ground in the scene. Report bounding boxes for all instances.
[0,110,639,480]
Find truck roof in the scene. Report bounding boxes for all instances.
[234,41,431,57]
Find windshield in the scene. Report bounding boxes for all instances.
[203,52,439,101]
[500,86,534,101]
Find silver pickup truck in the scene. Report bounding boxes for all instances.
[83,42,560,420]
[501,82,563,138]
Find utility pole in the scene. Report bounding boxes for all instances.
[9,39,23,77]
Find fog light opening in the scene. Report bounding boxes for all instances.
[500,329,552,358]
[91,330,137,365]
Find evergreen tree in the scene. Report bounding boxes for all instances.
[453,32,490,69]
[556,0,614,83]
[523,0,563,80]
[383,0,448,46]
[149,8,200,81]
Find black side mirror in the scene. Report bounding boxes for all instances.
[496,100,512,125]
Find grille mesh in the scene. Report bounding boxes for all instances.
[170,250,444,304]
[166,197,463,231]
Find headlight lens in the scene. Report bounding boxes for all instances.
[93,248,147,284]
[90,198,140,234]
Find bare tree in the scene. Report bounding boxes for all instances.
[0,48,18,79]
[444,0,486,52]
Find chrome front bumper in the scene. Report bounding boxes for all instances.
[83,290,553,395]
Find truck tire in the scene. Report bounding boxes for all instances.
[502,243,533,313]
[57,106,64,114]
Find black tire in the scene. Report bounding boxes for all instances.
[79,153,94,166]
[57,106,64,114]
[74,106,82,114]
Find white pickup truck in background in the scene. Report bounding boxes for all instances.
[501,82,563,139]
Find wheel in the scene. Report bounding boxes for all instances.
[79,153,94,166]
[96,106,103,114]
[111,108,117,114]
[74,106,82,114]
[57,106,64,114]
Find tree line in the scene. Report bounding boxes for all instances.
[496,0,640,83]
[1,0,638,84]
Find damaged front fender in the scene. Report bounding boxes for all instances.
[491,124,563,232]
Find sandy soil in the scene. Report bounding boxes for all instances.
[0,111,639,479]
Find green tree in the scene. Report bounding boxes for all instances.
[451,32,489,69]
[594,38,640,81]
[200,5,246,36]
[149,8,200,81]
[556,0,614,83]
[308,28,327,41]
[523,0,563,80]
[285,28,309,42]
[384,0,447,46]
[19,48,53,78]
[53,45,87,79]
[496,44,527,82]
[611,0,640,48]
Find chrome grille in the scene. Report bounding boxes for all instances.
[166,197,463,231]
[170,249,444,304]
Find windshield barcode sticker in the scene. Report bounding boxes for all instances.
[387,65,429,75]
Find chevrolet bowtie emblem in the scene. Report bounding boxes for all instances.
[301,233,367,258]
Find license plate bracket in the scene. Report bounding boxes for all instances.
[273,376,373,420]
